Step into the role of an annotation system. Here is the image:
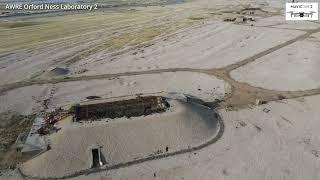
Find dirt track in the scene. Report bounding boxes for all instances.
[1,27,320,109]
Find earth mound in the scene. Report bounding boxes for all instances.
[20,98,222,178]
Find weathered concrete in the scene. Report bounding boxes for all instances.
[21,117,48,156]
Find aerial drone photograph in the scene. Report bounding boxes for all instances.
[0,0,319,179]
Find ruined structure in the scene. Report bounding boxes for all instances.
[20,98,222,178]
[73,96,170,121]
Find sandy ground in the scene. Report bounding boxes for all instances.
[253,15,320,30]
[69,23,304,76]
[50,72,230,108]
[71,94,320,180]
[0,72,231,114]
[0,85,52,115]
[230,30,320,91]
[0,8,186,85]
[0,0,301,85]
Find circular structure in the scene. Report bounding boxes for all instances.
[19,97,224,179]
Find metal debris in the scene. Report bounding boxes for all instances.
[263,108,271,113]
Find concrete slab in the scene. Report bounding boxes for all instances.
[21,117,48,155]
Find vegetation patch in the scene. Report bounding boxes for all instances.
[0,112,35,152]
[65,26,164,65]
[188,16,205,21]
[209,12,223,16]
[0,10,162,53]
[0,21,42,29]
[0,112,35,169]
